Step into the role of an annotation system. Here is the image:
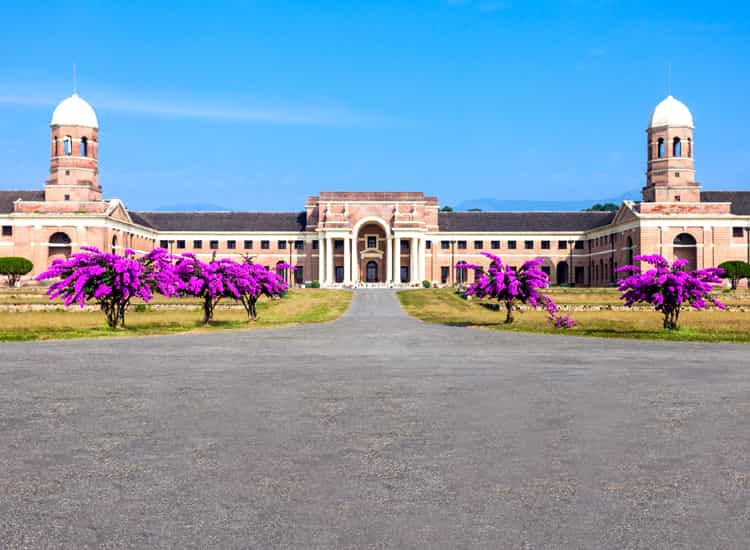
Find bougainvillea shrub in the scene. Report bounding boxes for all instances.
[237,262,289,321]
[457,252,571,327]
[615,254,724,330]
[36,246,180,328]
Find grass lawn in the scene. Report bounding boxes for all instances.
[0,289,352,342]
[398,288,750,343]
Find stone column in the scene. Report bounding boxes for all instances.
[418,237,426,282]
[393,237,401,285]
[385,236,393,284]
[343,236,351,285]
[351,234,358,283]
[318,236,325,284]
[326,237,334,285]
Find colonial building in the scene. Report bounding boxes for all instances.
[1,93,749,287]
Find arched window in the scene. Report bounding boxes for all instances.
[673,137,681,157]
[53,136,58,156]
[556,261,568,285]
[673,233,697,271]
[63,136,72,156]
[48,232,72,259]
[111,236,118,254]
[276,260,287,280]
[657,138,665,158]
[456,261,467,284]
[80,137,88,157]
[687,138,692,158]
[647,139,652,160]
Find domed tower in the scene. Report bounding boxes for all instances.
[643,95,699,202]
[46,93,101,202]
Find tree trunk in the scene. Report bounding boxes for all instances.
[663,306,680,330]
[202,296,214,325]
[504,301,514,324]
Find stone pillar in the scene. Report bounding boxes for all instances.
[318,236,325,284]
[326,237,334,285]
[418,237,426,282]
[351,234,358,283]
[343,236,351,285]
[385,236,393,284]
[394,237,401,285]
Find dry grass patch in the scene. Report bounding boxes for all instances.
[0,289,352,342]
[398,288,750,343]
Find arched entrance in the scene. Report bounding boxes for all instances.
[556,261,569,285]
[366,260,379,282]
[48,232,72,260]
[673,233,697,271]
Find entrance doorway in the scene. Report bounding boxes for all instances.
[366,261,378,282]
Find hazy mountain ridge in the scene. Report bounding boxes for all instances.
[454,190,641,212]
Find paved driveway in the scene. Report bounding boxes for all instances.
[1,290,749,549]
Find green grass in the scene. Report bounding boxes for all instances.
[0,289,352,342]
[398,288,750,343]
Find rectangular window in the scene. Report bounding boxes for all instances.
[193,240,203,249]
[1,225,12,237]
[227,240,236,249]
[524,240,533,249]
[440,266,450,284]
[474,240,483,249]
[159,240,168,249]
[440,240,450,250]
[176,240,185,249]
[507,240,517,249]
[334,239,344,250]
[425,240,432,249]
[491,240,500,250]
[335,266,344,283]
[457,240,467,249]
[401,240,410,251]
[541,240,550,250]
[312,240,319,250]
[210,240,219,250]
[574,241,584,250]
[279,240,287,249]
[244,240,253,250]
[367,236,377,249]
[294,240,304,250]
[733,227,744,238]
[558,240,567,249]
[261,240,270,250]
[295,266,303,284]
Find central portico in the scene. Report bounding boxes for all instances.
[308,192,438,286]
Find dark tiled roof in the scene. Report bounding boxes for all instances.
[700,191,750,215]
[438,211,616,232]
[129,211,308,232]
[0,190,45,213]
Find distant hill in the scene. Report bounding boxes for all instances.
[454,190,640,212]
[154,203,232,212]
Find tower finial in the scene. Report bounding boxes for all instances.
[73,63,77,94]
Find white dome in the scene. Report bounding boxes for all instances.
[50,93,99,128]
[648,95,693,129]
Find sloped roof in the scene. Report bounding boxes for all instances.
[438,211,616,232]
[700,191,750,215]
[0,190,45,213]
[129,211,308,232]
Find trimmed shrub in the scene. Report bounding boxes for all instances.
[718,260,750,290]
[422,279,430,288]
[0,257,33,287]
[309,280,321,288]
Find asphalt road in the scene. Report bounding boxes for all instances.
[1,290,749,549]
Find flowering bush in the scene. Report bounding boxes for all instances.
[457,252,570,327]
[36,246,178,328]
[238,262,289,321]
[174,255,291,323]
[615,254,725,330]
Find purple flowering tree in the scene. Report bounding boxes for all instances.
[36,246,179,328]
[458,252,571,327]
[237,262,289,321]
[615,254,725,330]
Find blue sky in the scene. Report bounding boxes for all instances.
[1,0,748,211]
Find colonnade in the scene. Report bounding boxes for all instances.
[318,234,426,286]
